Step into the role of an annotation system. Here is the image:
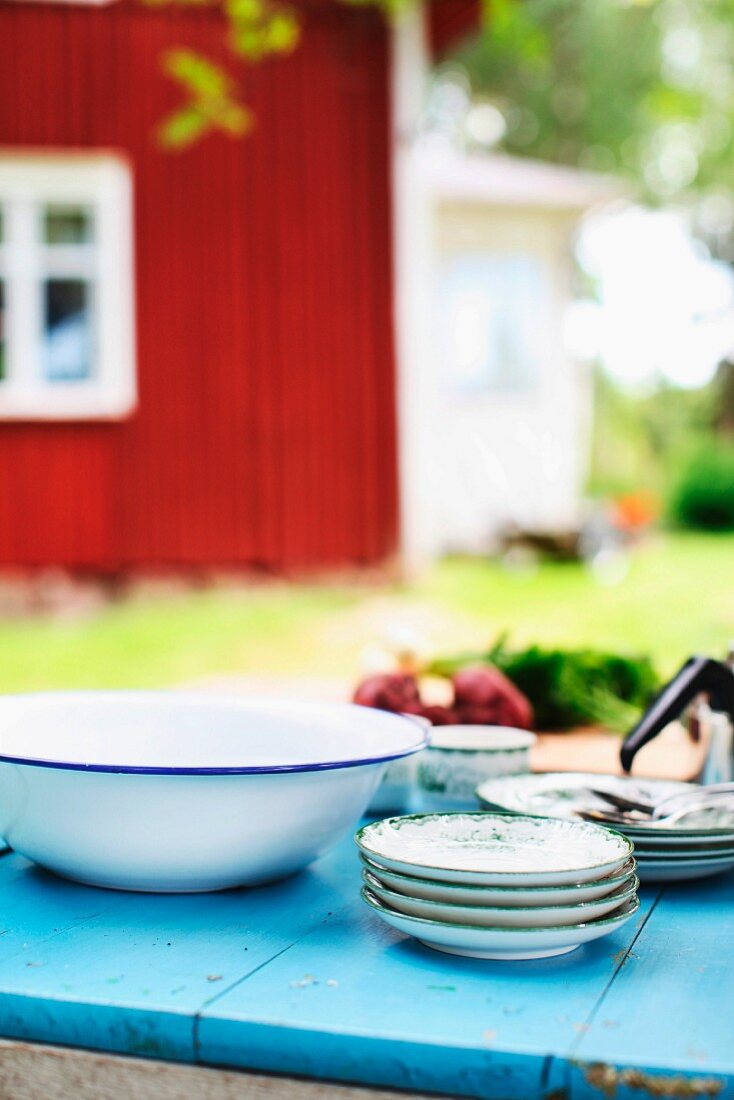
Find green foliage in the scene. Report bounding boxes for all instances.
[149,0,498,149]
[429,638,658,731]
[158,49,253,148]
[148,0,300,149]
[146,0,734,168]
[453,0,734,202]
[429,534,734,676]
[668,444,734,531]
[476,0,549,66]
[455,0,663,177]
[589,369,718,499]
[224,0,300,61]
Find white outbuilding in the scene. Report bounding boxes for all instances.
[396,146,619,565]
[391,12,620,565]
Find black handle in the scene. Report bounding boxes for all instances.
[620,656,734,774]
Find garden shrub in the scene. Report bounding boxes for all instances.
[668,444,734,531]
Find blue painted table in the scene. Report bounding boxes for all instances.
[0,828,733,1100]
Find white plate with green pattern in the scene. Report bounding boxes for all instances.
[476,773,734,845]
[355,813,633,887]
[359,852,637,906]
[362,868,639,928]
[476,773,690,819]
[636,854,734,881]
[361,887,640,960]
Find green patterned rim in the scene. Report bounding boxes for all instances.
[359,851,638,894]
[362,868,640,914]
[361,886,640,933]
[355,812,634,879]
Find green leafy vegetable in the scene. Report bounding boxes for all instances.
[428,637,658,732]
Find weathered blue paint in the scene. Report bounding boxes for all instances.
[0,833,732,1098]
[198,885,657,1098]
[561,869,734,1100]
[0,844,357,1061]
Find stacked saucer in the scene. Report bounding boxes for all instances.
[476,773,734,882]
[356,812,638,959]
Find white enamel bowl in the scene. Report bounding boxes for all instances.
[0,692,426,892]
[362,869,639,927]
[356,813,633,887]
[368,714,431,814]
[361,888,641,960]
[359,853,638,906]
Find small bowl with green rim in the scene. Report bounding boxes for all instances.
[415,726,536,812]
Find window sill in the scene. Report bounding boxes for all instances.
[0,388,137,421]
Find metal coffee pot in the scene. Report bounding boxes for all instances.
[621,650,734,785]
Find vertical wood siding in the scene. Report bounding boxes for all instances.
[0,0,398,571]
[428,0,480,55]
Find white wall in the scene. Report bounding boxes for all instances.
[427,203,591,553]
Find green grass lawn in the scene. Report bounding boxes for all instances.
[428,533,734,674]
[0,533,731,693]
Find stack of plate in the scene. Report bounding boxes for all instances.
[355,812,639,960]
[476,773,734,883]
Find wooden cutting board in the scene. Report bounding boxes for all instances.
[531,720,705,781]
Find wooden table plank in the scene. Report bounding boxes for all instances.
[0,842,357,1062]
[532,721,706,782]
[555,871,734,1100]
[198,865,657,1099]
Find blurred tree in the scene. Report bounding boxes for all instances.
[589,366,719,498]
[443,0,734,505]
[453,0,734,215]
[712,360,734,437]
[455,0,662,176]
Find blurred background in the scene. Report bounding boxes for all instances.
[0,0,732,738]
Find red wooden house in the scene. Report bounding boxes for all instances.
[0,0,476,574]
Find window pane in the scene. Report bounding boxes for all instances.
[439,253,546,394]
[43,279,93,382]
[0,282,5,382]
[44,204,93,245]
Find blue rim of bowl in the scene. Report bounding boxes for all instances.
[0,742,428,776]
[0,706,429,775]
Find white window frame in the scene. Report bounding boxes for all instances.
[0,153,136,420]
